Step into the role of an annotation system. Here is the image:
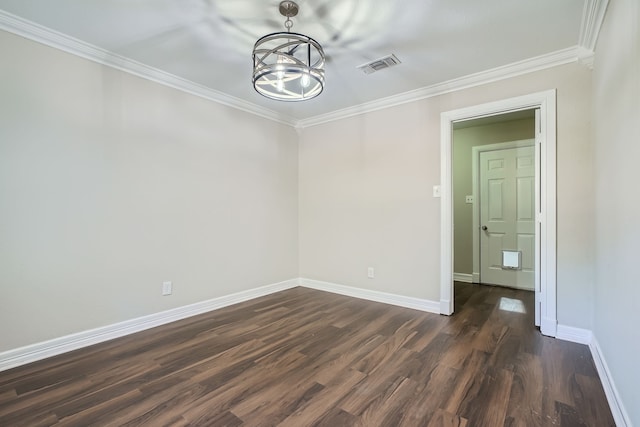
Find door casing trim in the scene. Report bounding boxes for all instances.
[440,90,557,337]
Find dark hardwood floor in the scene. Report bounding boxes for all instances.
[0,283,614,426]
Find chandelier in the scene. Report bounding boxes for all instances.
[252,1,325,101]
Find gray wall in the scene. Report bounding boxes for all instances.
[0,31,299,352]
[452,118,535,276]
[592,0,640,423]
[299,62,594,330]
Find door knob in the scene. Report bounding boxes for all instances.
[481,226,488,231]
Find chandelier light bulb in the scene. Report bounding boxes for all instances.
[301,72,310,88]
[276,55,286,80]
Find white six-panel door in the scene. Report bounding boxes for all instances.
[479,144,535,290]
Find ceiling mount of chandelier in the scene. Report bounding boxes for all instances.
[252,1,325,101]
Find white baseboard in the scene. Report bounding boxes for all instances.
[555,326,630,426]
[0,278,299,373]
[440,299,453,316]
[1,277,440,372]
[299,278,441,314]
[540,316,558,337]
[589,337,632,427]
[556,324,593,344]
[453,272,473,283]
[0,276,631,427]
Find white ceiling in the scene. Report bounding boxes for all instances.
[0,0,589,124]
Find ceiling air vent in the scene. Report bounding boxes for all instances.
[357,54,401,75]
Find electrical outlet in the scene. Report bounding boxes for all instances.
[465,195,474,204]
[162,281,172,296]
[367,267,375,279]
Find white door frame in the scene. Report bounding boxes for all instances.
[472,139,535,287]
[440,90,557,337]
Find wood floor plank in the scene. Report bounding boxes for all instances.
[458,367,514,426]
[0,377,95,424]
[443,349,491,415]
[427,408,468,427]
[119,383,208,426]
[0,389,17,405]
[555,401,589,427]
[0,283,616,426]
[313,407,359,427]
[394,364,461,426]
[275,369,366,427]
[350,376,417,426]
[229,334,382,421]
[233,382,326,426]
[571,373,616,426]
[402,315,448,352]
[188,349,309,422]
[340,353,415,416]
[503,352,544,426]
[408,332,457,384]
[54,388,143,426]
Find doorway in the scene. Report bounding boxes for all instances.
[439,90,557,337]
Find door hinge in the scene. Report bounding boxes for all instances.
[536,213,543,223]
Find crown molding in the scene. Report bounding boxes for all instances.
[1,8,600,130]
[579,0,610,52]
[297,47,580,128]
[0,10,298,127]
[577,46,596,70]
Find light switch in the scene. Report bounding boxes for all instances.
[433,185,441,198]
